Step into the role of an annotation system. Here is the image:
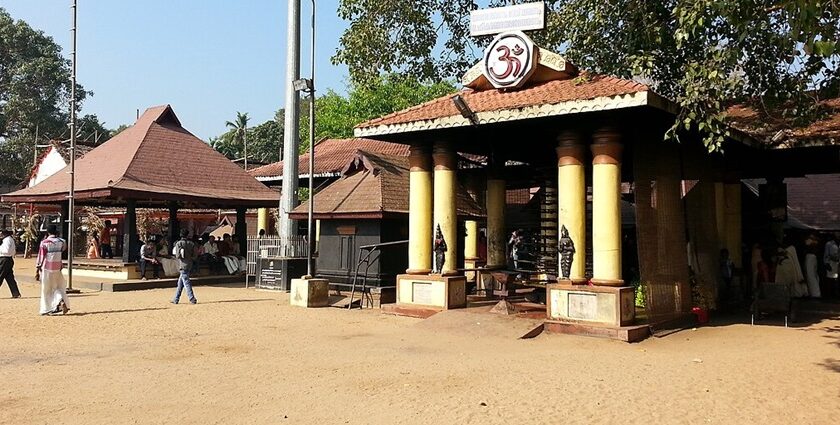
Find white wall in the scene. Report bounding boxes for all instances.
[28,147,68,187]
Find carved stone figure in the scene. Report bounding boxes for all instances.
[558,225,575,280]
[433,224,447,274]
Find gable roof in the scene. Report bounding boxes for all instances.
[290,150,484,219]
[355,75,665,137]
[248,138,410,182]
[2,105,279,207]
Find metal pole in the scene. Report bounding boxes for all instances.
[306,0,316,277]
[280,0,301,240]
[280,0,302,288]
[67,0,77,291]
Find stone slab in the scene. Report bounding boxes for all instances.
[544,320,650,343]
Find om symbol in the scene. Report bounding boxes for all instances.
[483,32,535,89]
[489,44,524,79]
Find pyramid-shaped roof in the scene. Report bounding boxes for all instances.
[2,105,279,208]
[290,150,484,219]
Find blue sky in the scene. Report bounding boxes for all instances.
[3,0,349,140]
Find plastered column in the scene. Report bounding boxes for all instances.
[556,131,587,282]
[433,142,458,275]
[486,177,506,269]
[724,183,742,268]
[407,144,433,274]
[464,220,478,260]
[590,128,623,286]
[257,208,269,234]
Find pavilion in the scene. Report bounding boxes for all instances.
[2,105,279,277]
[350,32,840,339]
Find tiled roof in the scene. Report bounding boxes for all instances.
[248,138,410,180]
[291,150,484,219]
[355,75,649,132]
[2,105,279,207]
[744,176,840,231]
[727,98,840,147]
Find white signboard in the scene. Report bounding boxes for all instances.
[470,2,546,37]
[482,31,538,89]
[567,292,598,320]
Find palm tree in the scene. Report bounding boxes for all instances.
[225,112,250,170]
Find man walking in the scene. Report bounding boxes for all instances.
[0,229,21,298]
[171,229,197,304]
[37,225,69,315]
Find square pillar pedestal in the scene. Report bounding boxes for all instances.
[290,278,330,308]
[545,283,648,342]
[383,274,466,318]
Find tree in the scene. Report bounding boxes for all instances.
[334,1,840,150]
[0,8,92,186]
[211,117,284,165]
[0,7,88,139]
[300,74,456,147]
[225,111,250,169]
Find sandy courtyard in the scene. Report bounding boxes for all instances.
[1,266,839,424]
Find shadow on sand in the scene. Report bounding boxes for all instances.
[71,307,169,316]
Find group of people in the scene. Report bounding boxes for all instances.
[86,220,114,259]
[199,233,246,275]
[749,232,840,301]
[137,232,245,279]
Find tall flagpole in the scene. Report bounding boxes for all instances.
[306,0,316,277]
[66,0,78,292]
[280,0,301,289]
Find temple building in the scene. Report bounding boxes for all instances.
[345,31,840,340]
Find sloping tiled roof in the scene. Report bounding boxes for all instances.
[2,105,278,207]
[355,75,652,136]
[744,176,840,231]
[248,138,410,180]
[727,98,840,147]
[290,150,484,219]
[52,140,95,160]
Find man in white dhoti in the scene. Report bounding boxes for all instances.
[36,225,69,315]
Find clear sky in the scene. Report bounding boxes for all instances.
[3,0,349,140]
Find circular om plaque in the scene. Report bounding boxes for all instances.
[482,31,538,89]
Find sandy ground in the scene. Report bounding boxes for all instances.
[1,258,839,425]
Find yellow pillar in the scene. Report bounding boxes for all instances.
[724,183,742,268]
[590,128,623,286]
[433,142,458,275]
[407,144,433,274]
[464,219,479,282]
[556,131,587,282]
[486,178,506,269]
[257,208,269,234]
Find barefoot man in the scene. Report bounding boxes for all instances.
[36,224,69,315]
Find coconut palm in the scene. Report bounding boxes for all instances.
[225,112,250,170]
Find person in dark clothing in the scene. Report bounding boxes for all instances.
[0,229,22,298]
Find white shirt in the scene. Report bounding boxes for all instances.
[0,235,16,257]
[203,241,218,256]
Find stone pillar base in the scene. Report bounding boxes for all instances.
[546,283,635,327]
[396,274,466,309]
[558,277,588,285]
[290,278,330,308]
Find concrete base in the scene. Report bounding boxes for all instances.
[546,283,635,327]
[544,320,650,342]
[381,303,441,319]
[290,278,330,307]
[396,274,466,309]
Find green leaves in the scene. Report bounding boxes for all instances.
[334,0,840,152]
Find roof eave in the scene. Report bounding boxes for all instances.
[354,91,662,137]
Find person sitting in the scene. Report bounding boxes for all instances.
[218,233,244,274]
[139,238,161,280]
[202,235,221,272]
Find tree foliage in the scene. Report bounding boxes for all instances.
[0,8,99,186]
[0,7,88,139]
[334,0,840,150]
[304,74,456,143]
[211,117,284,165]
